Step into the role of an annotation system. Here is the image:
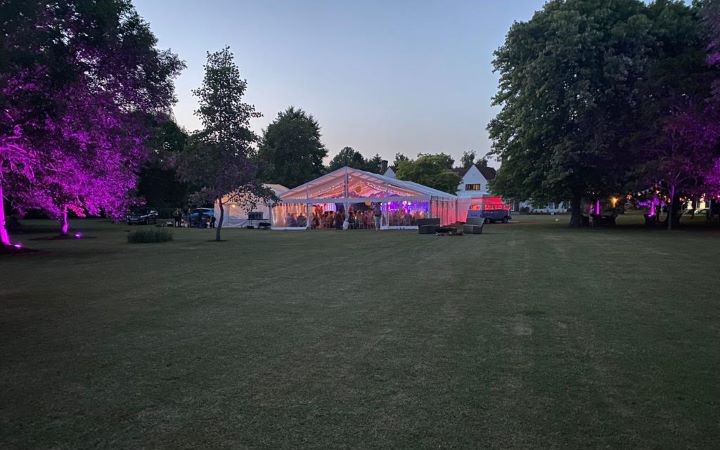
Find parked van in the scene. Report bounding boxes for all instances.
[466,197,512,223]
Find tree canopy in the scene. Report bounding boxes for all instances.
[328,147,385,173]
[137,120,192,213]
[328,147,367,171]
[395,153,461,194]
[257,107,327,188]
[460,151,477,170]
[0,0,183,242]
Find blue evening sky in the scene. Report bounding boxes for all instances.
[133,0,547,165]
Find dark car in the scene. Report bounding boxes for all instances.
[126,208,159,225]
[189,208,215,228]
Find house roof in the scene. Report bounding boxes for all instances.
[477,165,497,181]
[459,164,497,183]
[279,166,456,202]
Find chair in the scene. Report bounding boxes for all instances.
[417,218,441,234]
[463,218,485,234]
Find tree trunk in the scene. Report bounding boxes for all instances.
[709,199,714,224]
[216,197,224,241]
[569,193,583,227]
[667,185,676,231]
[0,177,11,246]
[60,206,69,235]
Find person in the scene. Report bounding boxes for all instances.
[404,211,413,226]
[348,211,356,229]
[335,210,344,230]
[373,203,382,230]
[173,208,182,228]
[325,212,334,229]
[209,215,216,228]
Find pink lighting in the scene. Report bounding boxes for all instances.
[13,242,22,249]
[469,197,512,212]
[74,232,82,239]
[637,196,663,218]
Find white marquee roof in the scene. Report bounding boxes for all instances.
[220,183,289,204]
[279,166,456,204]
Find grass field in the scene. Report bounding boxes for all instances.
[1,216,719,449]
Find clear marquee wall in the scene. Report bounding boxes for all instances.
[270,167,459,230]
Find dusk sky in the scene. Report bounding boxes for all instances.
[133,0,547,166]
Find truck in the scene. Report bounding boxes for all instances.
[466,197,512,224]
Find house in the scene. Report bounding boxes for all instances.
[455,165,568,213]
[456,164,495,198]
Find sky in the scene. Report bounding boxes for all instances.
[133,0,547,166]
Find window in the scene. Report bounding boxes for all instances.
[465,184,482,191]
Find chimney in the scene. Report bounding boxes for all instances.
[381,160,388,174]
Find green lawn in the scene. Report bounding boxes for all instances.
[1,217,719,449]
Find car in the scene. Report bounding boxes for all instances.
[126,208,159,225]
[189,208,215,228]
[683,208,708,217]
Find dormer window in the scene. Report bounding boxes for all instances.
[465,184,482,191]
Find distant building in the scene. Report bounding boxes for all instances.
[516,200,569,214]
[455,164,568,213]
[383,167,396,179]
[456,164,495,198]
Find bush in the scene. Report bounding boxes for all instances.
[127,228,173,243]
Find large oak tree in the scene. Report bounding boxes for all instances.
[488,0,656,226]
[0,0,183,243]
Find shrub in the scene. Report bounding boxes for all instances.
[127,228,173,243]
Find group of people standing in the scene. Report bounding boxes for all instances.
[307,203,382,230]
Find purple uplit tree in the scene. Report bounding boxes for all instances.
[627,1,720,230]
[0,1,183,245]
[0,122,35,246]
[20,85,151,234]
[640,107,720,229]
[705,158,720,196]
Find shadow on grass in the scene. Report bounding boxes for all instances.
[30,235,97,241]
[0,245,42,256]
